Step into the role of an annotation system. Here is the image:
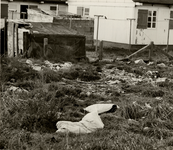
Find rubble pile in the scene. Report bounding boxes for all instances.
[26,59,73,72]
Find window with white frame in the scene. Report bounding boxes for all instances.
[147,10,157,28]
[84,8,89,16]
[77,7,90,16]
[137,9,157,29]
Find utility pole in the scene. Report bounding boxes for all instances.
[127,18,135,52]
[94,15,103,52]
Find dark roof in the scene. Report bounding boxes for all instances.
[30,22,77,35]
[133,0,173,5]
[1,0,67,4]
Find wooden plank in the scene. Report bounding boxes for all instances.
[127,43,151,59]
[43,38,48,57]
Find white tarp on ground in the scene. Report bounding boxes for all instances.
[84,104,119,114]
[56,111,104,134]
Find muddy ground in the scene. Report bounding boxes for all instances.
[0,48,173,150]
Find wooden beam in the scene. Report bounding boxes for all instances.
[126,43,151,59]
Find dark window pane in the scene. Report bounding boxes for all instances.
[153,17,156,22]
[50,6,56,11]
[85,8,89,13]
[148,17,151,21]
[153,11,156,16]
[152,23,156,28]
[148,23,151,27]
[85,8,89,15]
[20,5,28,19]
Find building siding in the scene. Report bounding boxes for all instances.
[68,0,173,46]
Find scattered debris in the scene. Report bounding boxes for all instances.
[157,63,166,68]
[134,59,146,65]
[156,77,167,84]
[145,103,152,109]
[56,112,104,134]
[128,119,140,126]
[7,86,28,93]
[147,62,154,66]
[26,59,73,72]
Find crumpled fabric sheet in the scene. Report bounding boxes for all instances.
[84,104,119,114]
[56,111,104,134]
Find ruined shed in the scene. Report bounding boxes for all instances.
[25,22,86,61]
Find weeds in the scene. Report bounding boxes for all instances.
[1,55,173,149]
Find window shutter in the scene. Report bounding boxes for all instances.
[170,11,173,29]
[1,4,8,18]
[77,7,83,16]
[137,9,148,29]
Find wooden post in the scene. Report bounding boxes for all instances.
[149,41,154,61]
[23,32,28,54]
[165,18,173,52]
[127,18,135,52]
[14,23,19,56]
[43,38,48,57]
[13,23,15,57]
[94,15,103,52]
[166,19,170,52]
[99,40,103,60]
[21,12,26,21]
[16,24,19,55]
[69,15,72,29]
[4,18,7,55]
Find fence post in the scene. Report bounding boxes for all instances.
[127,18,135,52]
[69,15,72,29]
[23,32,28,54]
[4,18,7,55]
[43,38,48,57]
[13,23,15,57]
[99,40,103,60]
[149,41,154,61]
[94,15,103,52]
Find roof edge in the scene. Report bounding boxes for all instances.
[133,0,173,5]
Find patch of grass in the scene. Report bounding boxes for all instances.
[142,89,164,97]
